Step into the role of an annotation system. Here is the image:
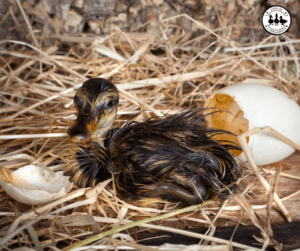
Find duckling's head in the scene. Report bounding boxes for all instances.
[68,78,119,141]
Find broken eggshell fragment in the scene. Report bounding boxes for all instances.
[0,165,73,205]
[204,83,300,166]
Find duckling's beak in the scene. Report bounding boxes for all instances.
[67,111,103,141]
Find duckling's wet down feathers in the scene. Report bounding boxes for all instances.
[64,78,241,205]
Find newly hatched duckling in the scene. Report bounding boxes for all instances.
[64,78,241,205]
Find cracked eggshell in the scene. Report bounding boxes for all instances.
[0,165,73,205]
[204,83,300,166]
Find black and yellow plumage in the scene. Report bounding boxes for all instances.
[64,78,241,205]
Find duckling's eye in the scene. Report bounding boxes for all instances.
[107,100,114,108]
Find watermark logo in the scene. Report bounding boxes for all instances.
[262,6,291,35]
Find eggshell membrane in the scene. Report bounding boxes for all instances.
[204,83,300,166]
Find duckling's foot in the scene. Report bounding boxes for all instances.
[142,180,208,205]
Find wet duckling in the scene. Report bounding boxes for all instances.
[64,78,241,205]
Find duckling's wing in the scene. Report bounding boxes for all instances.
[106,109,241,199]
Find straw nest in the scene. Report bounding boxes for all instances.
[1,4,300,250]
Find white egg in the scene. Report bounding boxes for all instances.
[204,83,300,166]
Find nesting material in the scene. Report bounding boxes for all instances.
[204,83,300,165]
[0,165,73,205]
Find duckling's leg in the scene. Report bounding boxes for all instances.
[142,179,208,205]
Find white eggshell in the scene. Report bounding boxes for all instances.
[0,165,73,205]
[210,83,300,165]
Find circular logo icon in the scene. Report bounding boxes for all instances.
[262,6,291,35]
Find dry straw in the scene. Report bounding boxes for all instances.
[0,8,300,251]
